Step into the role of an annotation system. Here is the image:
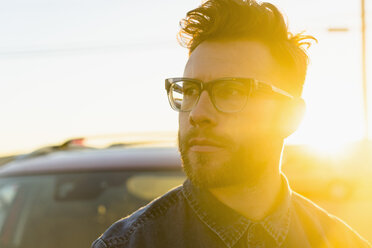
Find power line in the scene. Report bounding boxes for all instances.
[0,41,175,57]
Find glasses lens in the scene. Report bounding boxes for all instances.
[212,80,249,112]
[169,81,200,111]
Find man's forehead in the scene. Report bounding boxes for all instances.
[183,40,280,83]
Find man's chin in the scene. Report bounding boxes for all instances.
[183,152,240,188]
[187,149,228,169]
[182,147,265,188]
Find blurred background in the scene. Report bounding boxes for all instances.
[1,0,372,244]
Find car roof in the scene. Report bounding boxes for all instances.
[0,146,182,177]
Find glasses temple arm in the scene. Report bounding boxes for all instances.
[254,81,294,99]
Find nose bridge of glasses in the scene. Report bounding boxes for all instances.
[201,81,215,94]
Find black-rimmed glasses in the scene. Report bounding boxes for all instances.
[165,77,294,113]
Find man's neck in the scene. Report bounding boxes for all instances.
[208,166,283,221]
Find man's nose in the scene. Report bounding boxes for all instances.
[189,91,218,127]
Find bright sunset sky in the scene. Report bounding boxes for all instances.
[0,0,370,155]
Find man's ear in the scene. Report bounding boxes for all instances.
[277,98,306,138]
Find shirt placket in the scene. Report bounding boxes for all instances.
[246,223,279,248]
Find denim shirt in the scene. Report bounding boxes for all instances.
[91,175,370,248]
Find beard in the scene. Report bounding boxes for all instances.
[178,129,269,189]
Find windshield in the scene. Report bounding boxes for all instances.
[0,170,185,248]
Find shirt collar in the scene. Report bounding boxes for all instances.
[182,174,292,248]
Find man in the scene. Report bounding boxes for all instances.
[92,0,371,247]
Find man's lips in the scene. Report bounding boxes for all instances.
[188,138,224,152]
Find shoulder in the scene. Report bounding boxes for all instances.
[91,185,185,248]
[291,191,371,247]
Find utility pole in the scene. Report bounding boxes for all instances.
[329,1,368,141]
[361,0,369,140]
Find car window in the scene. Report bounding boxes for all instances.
[0,170,185,248]
[127,173,185,200]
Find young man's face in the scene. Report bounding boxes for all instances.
[178,40,290,188]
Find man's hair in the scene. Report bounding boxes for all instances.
[178,0,316,96]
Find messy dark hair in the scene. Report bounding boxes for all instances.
[178,0,316,96]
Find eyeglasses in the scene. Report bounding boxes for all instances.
[165,77,294,113]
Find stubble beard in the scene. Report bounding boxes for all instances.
[178,131,266,189]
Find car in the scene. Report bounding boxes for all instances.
[0,138,371,248]
[0,140,185,248]
[0,156,15,167]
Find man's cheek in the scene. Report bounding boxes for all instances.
[223,118,254,138]
[178,113,189,129]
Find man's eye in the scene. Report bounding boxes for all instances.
[184,87,198,96]
[219,87,244,98]
[226,88,240,95]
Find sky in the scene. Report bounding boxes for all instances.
[0,0,370,155]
